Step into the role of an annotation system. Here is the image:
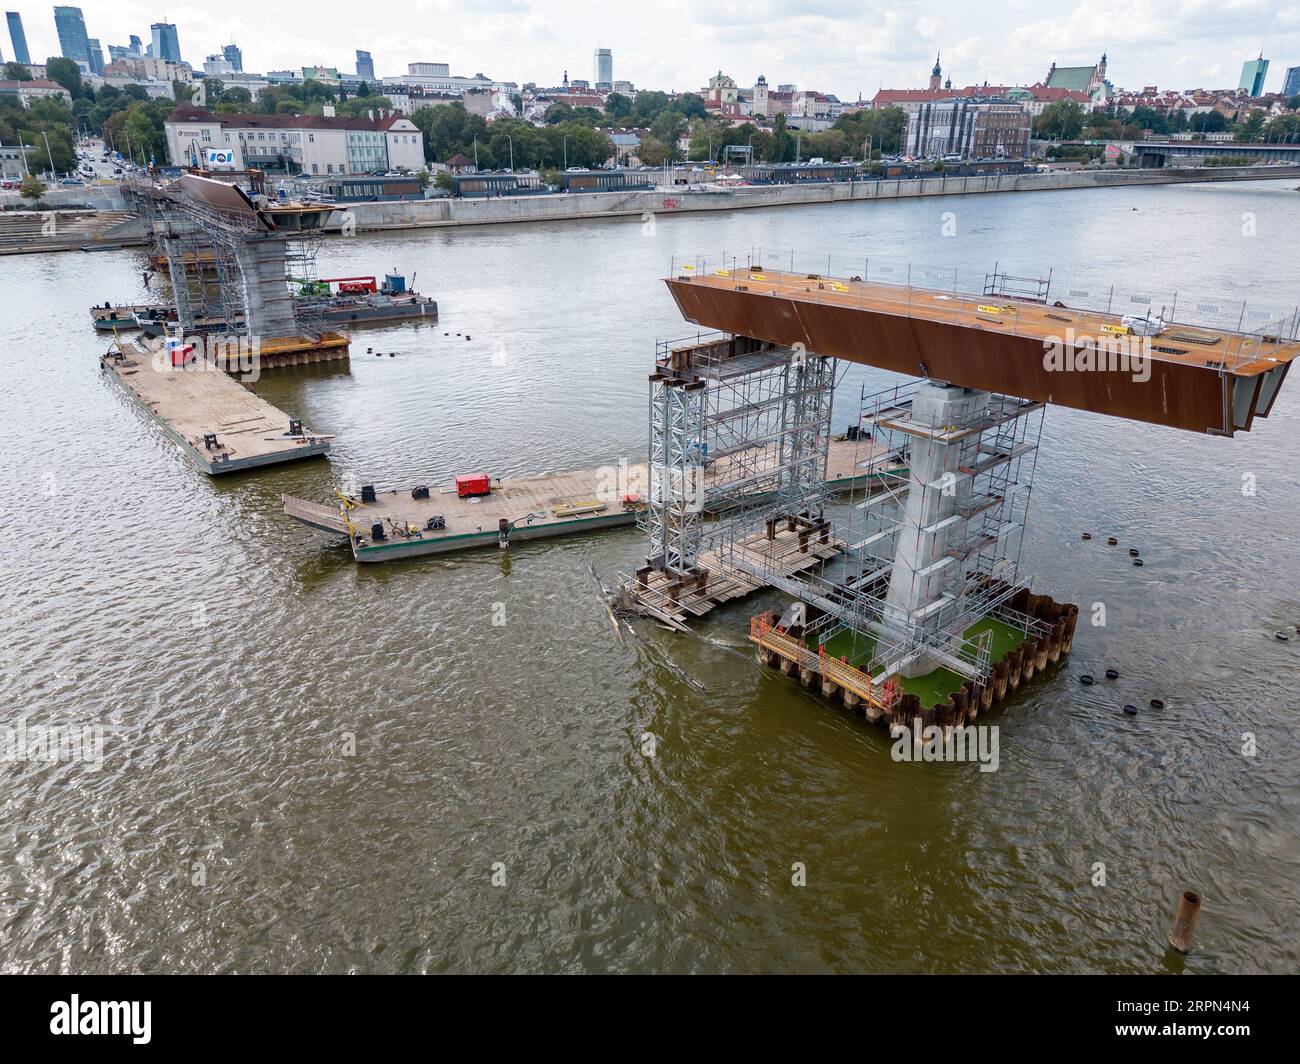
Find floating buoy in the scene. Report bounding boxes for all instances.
[1081,532,1092,540]
[465,335,471,340]
[1128,548,1139,557]
[1277,630,1291,641]
[374,351,382,356]
[1080,674,1095,685]
[1150,698,1165,709]
[366,347,372,353]
[1107,536,1118,545]
[1133,558,1144,567]
[1123,704,1139,715]
[1105,668,1119,680]
[389,352,396,357]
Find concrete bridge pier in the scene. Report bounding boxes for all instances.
[882,381,991,678]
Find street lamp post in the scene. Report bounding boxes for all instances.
[563,134,569,170]
[506,134,514,172]
[473,134,479,169]
[42,131,56,177]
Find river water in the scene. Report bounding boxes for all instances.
[1,179,1298,973]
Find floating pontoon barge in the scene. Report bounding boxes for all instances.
[102,341,332,474]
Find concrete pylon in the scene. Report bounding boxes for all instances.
[234,235,299,339]
[883,381,989,676]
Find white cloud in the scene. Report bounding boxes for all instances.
[21,0,1300,99]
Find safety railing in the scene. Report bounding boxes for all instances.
[749,614,901,710]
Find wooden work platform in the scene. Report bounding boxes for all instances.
[282,437,890,563]
[102,342,332,474]
[629,524,844,628]
[669,269,1298,435]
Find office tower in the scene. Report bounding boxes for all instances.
[593,47,612,88]
[6,11,31,65]
[53,6,91,66]
[151,21,181,64]
[1239,54,1269,96]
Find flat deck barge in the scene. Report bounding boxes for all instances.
[102,342,332,474]
[282,437,899,562]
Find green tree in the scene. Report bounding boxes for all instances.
[44,57,85,99]
[333,95,393,118]
[433,169,451,189]
[410,102,490,165]
[1034,100,1084,140]
[674,93,707,119]
[1188,110,1228,133]
[648,109,685,149]
[770,114,794,162]
[19,174,45,199]
[4,62,32,80]
[603,92,632,121]
[833,106,907,156]
[1236,108,1267,142]
[636,135,672,166]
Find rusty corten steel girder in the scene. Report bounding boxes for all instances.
[666,276,1297,436]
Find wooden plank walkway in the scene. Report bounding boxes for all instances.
[630,525,844,626]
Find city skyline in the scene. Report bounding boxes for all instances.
[4,0,1300,99]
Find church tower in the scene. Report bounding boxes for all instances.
[929,52,942,90]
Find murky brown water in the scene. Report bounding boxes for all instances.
[1,180,1298,973]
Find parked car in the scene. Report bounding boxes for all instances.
[60,177,85,186]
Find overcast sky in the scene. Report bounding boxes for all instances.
[7,1,1300,99]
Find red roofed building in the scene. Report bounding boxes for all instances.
[0,78,72,108]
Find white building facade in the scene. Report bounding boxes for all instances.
[165,104,425,175]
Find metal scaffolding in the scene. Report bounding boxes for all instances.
[800,378,1050,687]
[639,333,836,582]
[129,173,329,341]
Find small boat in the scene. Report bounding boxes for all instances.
[93,313,138,330]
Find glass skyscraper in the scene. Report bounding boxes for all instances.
[593,47,612,88]
[54,5,91,67]
[151,21,181,63]
[6,11,31,65]
[1238,55,1269,96]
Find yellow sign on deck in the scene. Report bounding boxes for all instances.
[751,273,767,281]
[977,304,1003,315]
[1101,324,1130,335]
[714,269,731,277]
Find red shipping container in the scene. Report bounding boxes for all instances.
[455,473,492,498]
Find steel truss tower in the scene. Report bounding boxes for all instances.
[639,334,836,591]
